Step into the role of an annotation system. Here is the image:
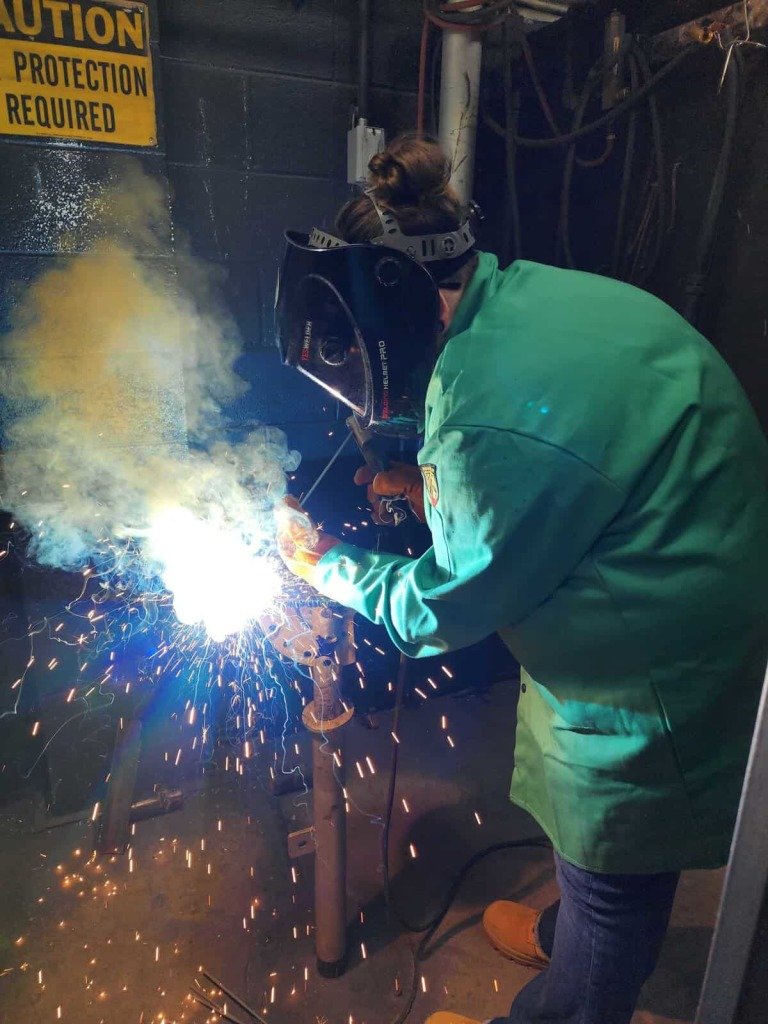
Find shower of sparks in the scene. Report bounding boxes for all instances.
[0,488,478,1024]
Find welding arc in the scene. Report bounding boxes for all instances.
[381,655,551,1024]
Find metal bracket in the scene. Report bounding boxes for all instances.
[287,826,316,859]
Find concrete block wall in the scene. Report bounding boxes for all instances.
[0,1,422,768]
[0,0,422,462]
[157,0,422,456]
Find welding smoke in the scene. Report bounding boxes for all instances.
[0,162,299,639]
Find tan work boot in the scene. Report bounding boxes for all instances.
[425,1014,481,1024]
[482,901,550,970]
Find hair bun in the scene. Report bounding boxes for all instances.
[367,133,450,204]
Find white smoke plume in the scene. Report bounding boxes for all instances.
[0,162,299,640]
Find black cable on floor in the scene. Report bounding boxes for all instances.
[382,654,551,1024]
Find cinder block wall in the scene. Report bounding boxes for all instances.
[158,0,421,456]
[0,0,422,461]
[0,1,421,764]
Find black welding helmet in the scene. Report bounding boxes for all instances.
[275,192,476,437]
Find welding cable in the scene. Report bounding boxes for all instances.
[502,18,523,263]
[557,61,601,269]
[611,52,640,278]
[429,30,443,136]
[520,33,614,170]
[417,15,431,135]
[555,40,667,276]
[627,44,668,286]
[381,653,551,1024]
[683,46,742,326]
[484,44,698,149]
[358,0,371,122]
[573,129,616,169]
[424,0,517,33]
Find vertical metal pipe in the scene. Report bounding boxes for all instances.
[695,659,768,1024]
[303,604,354,977]
[358,0,371,121]
[310,676,348,977]
[438,3,483,204]
[271,600,354,977]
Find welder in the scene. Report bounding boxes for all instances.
[275,133,768,1024]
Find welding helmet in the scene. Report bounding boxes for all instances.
[275,192,476,438]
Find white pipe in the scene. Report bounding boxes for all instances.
[438,5,483,205]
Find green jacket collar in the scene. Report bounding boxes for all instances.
[442,251,502,344]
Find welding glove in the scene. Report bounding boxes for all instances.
[276,496,341,586]
[354,462,426,524]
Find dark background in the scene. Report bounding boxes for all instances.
[0,1,766,800]
[0,4,767,1014]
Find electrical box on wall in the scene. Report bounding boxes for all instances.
[347,117,385,185]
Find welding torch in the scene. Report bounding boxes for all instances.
[300,415,408,526]
[345,415,408,526]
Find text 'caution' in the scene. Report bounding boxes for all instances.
[0,1,156,146]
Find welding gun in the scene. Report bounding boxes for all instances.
[346,415,408,527]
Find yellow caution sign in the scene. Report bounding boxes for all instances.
[0,0,156,146]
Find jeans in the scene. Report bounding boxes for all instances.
[490,853,679,1024]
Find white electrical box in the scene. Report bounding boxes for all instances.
[347,118,385,185]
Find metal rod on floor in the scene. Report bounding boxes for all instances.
[200,971,269,1024]
[191,992,249,1024]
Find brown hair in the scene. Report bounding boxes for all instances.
[336,133,464,242]
[336,133,477,285]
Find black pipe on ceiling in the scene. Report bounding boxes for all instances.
[358,0,371,120]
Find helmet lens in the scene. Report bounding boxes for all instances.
[293,276,370,418]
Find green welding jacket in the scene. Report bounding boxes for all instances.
[315,251,768,874]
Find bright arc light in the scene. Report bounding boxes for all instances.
[146,506,281,642]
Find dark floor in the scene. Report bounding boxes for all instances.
[0,681,722,1024]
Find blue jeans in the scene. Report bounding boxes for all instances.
[490,853,679,1024]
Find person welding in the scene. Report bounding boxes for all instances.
[274,133,768,1024]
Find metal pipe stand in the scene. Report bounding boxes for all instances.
[261,595,355,977]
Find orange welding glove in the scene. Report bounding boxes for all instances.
[353,462,426,524]
[276,496,341,585]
